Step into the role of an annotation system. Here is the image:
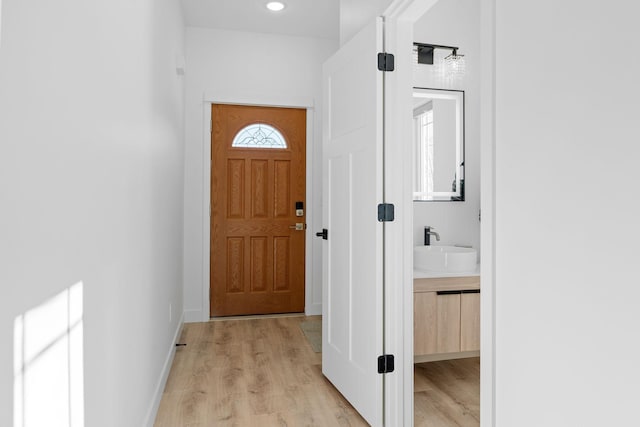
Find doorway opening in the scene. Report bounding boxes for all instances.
[408,0,483,424]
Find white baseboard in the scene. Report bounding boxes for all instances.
[183,308,204,323]
[187,306,321,321]
[305,302,322,316]
[142,314,184,427]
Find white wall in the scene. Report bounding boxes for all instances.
[412,0,481,252]
[182,28,337,321]
[0,1,185,426]
[492,0,640,425]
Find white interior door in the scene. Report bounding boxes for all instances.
[321,17,384,427]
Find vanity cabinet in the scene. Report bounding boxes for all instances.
[460,291,480,351]
[414,276,480,359]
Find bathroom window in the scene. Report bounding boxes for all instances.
[414,107,434,194]
[231,123,287,149]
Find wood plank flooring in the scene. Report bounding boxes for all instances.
[154,316,367,426]
[154,316,479,427]
[414,358,480,427]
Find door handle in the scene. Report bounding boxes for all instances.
[289,223,305,231]
[315,229,328,240]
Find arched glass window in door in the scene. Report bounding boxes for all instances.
[231,123,287,149]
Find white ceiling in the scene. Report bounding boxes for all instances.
[181,0,340,40]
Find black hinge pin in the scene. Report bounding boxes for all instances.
[378,354,395,374]
[378,203,395,222]
[377,52,395,71]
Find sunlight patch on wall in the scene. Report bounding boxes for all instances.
[14,282,85,427]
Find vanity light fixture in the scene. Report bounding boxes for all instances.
[266,1,286,12]
[414,42,466,77]
[444,49,466,78]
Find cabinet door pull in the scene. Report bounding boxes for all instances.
[436,289,480,295]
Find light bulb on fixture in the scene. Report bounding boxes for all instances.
[444,49,465,78]
[266,2,286,11]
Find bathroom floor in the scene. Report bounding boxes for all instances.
[414,358,480,426]
[154,316,479,426]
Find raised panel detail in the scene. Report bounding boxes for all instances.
[273,160,290,218]
[226,238,244,293]
[250,237,268,292]
[227,159,245,218]
[273,237,290,291]
[251,160,268,218]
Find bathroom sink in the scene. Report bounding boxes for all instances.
[414,245,477,273]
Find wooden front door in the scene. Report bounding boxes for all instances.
[210,104,306,317]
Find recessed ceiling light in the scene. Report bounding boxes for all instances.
[266,2,285,12]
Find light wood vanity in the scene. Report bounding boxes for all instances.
[414,275,480,363]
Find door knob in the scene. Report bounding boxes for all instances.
[289,223,305,231]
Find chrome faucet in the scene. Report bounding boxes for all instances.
[424,226,440,246]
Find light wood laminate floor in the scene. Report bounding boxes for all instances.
[414,358,480,427]
[154,316,367,426]
[154,316,479,426]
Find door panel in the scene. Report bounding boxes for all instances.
[250,237,268,292]
[227,159,245,218]
[322,18,384,427]
[211,104,306,317]
[250,160,268,217]
[274,160,291,217]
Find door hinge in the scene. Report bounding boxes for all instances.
[377,52,395,71]
[378,354,395,374]
[377,203,395,222]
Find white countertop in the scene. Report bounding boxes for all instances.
[413,264,480,279]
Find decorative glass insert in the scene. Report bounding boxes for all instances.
[231,123,287,149]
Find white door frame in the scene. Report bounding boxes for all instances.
[200,92,316,320]
[382,0,495,426]
[478,1,496,424]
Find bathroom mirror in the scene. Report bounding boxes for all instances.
[413,88,465,201]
